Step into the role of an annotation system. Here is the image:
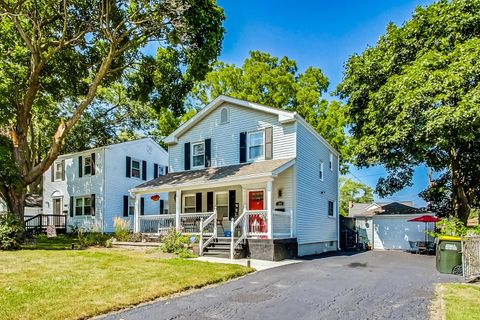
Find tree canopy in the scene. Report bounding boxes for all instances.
[0,0,225,218]
[176,50,350,170]
[339,177,374,216]
[336,0,480,223]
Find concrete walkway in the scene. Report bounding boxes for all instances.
[193,256,301,271]
[102,251,459,320]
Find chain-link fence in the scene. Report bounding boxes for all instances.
[462,236,480,282]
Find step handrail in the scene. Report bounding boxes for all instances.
[199,208,217,256]
[230,206,248,259]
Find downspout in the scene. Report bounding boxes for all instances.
[102,148,106,234]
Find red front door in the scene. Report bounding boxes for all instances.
[248,191,264,210]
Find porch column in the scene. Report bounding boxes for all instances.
[175,189,181,230]
[266,180,273,239]
[134,193,141,233]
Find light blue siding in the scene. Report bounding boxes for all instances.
[168,102,296,172]
[295,122,339,248]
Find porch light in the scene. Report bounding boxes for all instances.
[150,194,160,201]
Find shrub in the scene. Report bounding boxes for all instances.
[0,212,25,250]
[113,217,130,241]
[160,229,197,257]
[77,230,111,247]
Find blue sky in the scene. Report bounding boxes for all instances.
[216,0,435,206]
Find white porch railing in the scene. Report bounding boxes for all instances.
[199,209,218,256]
[246,210,269,238]
[180,212,213,234]
[139,214,176,234]
[230,207,248,259]
[272,210,293,238]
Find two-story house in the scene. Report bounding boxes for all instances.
[42,138,168,233]
[130,96,339,260]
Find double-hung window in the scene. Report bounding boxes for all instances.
[54,161,63,181]
[131,159,141,178]
[84,156,92,175]
[329,153,334,171]
[75,197,91,216]
[319,161,324,181]
[247,130,264,161]
[192,142,205,168]
[328,200,335,217]
[183,195,196,213]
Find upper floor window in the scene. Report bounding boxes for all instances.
[220,107,229,124]
[84,156,92,175]
[329,153,334,171]
[192,142,205,168]
[54,161,63,181]
[319,161,324,181]
[131,159,141,178]
[75,196,91,216]
[247,130,264,161]
[328,200,335,217]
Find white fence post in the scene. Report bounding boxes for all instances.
[175,190,181,230]
[230,218,234,259]
[199,218,204,256]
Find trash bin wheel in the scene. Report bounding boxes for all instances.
[452,265,463,275]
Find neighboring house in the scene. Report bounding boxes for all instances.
[42,138,168,232]
[130,95,340,260]
[0,194,42,217]
[348,201,434,250]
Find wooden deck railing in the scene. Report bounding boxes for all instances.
[24,214,67,233]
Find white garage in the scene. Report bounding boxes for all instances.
[372,214,434,250]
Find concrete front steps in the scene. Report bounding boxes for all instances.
[202,237,246,258]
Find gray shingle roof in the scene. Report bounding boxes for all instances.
[132,158,295,193]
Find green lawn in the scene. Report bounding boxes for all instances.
[436,283,480,320]
[0,244,253,320]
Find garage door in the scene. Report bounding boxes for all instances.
[373,215,433,250]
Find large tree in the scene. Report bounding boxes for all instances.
[175,50,350,170]
[339,177,374,216]
[0,0,225,219]
[336,0,480,223]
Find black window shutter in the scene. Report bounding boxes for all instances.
[70,196,74,217]
[51,164,55,182]
[78,156,83,178]
[126,156,131,178]
[91,194,96,216]
[91,153,96,175]
[61,160,66,181]
[265,127,273,160]
[160,199,164,215]
[205,138,211,167]
[123,195,129,217]
[165,166,169,174]
[154,163,158,178]
[142,160,147,180]
[207,192,214,212]
[184,142,191,170]
[195,192,202,212]
[140,197,145,215]
[228,190,236,220]
[239,132,247,163]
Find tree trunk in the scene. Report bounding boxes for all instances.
[449,150,470,225]
[2,187,26,221]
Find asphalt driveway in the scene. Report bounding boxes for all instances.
[102,251,458,320]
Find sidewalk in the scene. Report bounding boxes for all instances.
[192,256,301,271]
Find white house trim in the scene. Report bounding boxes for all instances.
[164,95,296,145]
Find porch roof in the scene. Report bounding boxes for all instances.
[130,158,295,194]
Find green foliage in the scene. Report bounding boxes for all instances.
[336,0,480,222]
[77,230,111,248]
[0,0,225,216]
[339,177,374,216]
[113,217,131,241]
[0,213,25,250]
[426,217,479,238]
[176,51,350,171]
[160,229,196,257]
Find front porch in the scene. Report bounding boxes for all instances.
[130,159,296,259]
